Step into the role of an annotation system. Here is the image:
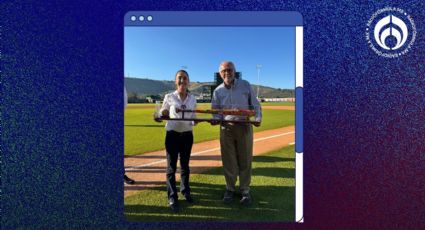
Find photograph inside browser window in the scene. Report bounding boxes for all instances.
[123,12,302,222]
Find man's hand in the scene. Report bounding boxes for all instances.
[209,120,220,125]
[252,121,261,127]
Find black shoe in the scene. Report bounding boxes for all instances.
[240,192,252,206]
[124,175,135,185]
[183,193,194,203]
[169,197,179,212]
[222,190,234,204]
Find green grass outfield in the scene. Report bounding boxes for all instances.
[125,103,294,156]
[260,102,294,106]
[124,145,295,221]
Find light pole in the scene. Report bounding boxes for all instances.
[256,64,262,99]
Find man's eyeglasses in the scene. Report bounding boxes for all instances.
[220,68,234,73]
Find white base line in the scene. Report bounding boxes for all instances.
[254,131,294,142]
[125,131,295,170]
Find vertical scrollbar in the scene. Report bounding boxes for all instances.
[295,26,304,223]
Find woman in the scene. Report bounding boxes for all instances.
[158,70,196,212]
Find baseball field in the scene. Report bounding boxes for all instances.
[124,102,296,221]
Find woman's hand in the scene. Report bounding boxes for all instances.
[162,109,170,117]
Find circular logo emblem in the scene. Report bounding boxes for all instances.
[366,7,416,58]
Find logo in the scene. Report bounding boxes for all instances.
[366,7,416,58]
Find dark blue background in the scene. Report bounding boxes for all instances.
[3,1,424,229]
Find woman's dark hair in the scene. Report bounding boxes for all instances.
[175,69,189,78]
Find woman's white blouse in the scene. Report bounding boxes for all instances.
[160,91,196,132]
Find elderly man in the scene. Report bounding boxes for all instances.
[211,61,262,206]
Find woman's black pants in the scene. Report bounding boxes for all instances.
[165,130,193,199]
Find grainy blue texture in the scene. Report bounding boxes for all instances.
[2,0,424,229]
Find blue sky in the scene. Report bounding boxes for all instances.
[125,27,295,89]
